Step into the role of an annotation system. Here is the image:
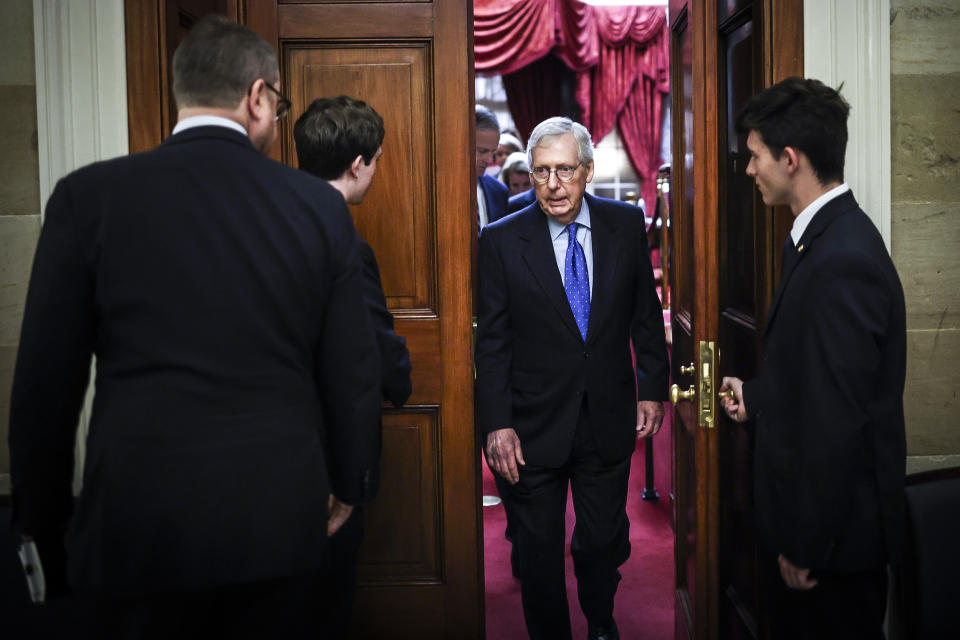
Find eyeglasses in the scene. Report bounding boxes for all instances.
[258,81,292,121]
[530,163,582,183]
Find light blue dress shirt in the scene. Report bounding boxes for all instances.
[546,199,594,298]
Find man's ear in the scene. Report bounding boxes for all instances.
[246,79,270,121]
[349,155,365,179]
[783,146,801,174]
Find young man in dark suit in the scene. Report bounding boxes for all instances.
[721,77,907,639]
[476,117,669,640]
[293,95,413,637]
[476,105,509,230]
[8,16,382,637]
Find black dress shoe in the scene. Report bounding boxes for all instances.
[587,619,619,640]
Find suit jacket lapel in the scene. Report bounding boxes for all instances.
[520,208,583,341]
[762,191,858,340]
[584,195,619,344]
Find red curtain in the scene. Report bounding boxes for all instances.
[501,56,572,143]
[475,0,669,210]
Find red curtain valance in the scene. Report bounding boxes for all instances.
[475,0,669,209]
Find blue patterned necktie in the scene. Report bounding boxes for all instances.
[564,222,590,340]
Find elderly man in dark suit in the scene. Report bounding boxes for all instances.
[476,105,509,230]
[8,16,381,638]
[476,116,669,640]
[721,77,907,640]
[293,94,413,638]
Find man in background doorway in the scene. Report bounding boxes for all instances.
[8,16,382,638]
[476,104,509,231]
[294,94,413,637]
[721,77,906,640]
[476,116,669,640]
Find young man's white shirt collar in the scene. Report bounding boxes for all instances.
[790,183,850,245]
[172,115,248,137]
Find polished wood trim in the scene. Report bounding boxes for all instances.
[124,0,164,154]
[243,1,283,163]
[433,0,483,630]
[278,3,434,39]
[690,0,721,635]
[761,0,805,315]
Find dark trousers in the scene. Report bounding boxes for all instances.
[499,399,632,640]
[761,552,888,640]
[316,507,365,638]
[80,573,321,640]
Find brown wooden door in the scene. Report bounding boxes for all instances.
[667,1,801,638]
[125,1,481,637]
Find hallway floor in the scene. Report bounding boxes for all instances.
[482,443,675,639]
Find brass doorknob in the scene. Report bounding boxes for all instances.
[680,362,695,376]
[719,389,735,400]
[670,384,696,404]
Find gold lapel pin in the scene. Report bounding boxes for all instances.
[798,244,805,253]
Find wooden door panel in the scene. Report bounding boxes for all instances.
[359,409,441,581]
[397,318,442,404]
[669,0,802,637]
[286,46,435,312]
[670,5,706,639]
[278,4,434,38]
[258,2,480,636]
[717,14,763,637]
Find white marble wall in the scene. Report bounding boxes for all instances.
[890,0,960,470]
[0,0,42,488]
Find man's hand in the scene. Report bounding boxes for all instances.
[485,428,526,484]
[636,401,665,439]
[778,554,818,590]
[327,494,354,537]
[720,376,748,423]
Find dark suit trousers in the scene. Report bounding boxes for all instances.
[79,574,321,640]
[761,551,887,640]
[499,397,632,640]
[316,507,365,638]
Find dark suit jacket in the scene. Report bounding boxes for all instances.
[742,190,906,572]
[507,187,537,214]
[8,126,383,595]
[480,174,509,225]
[475,194,669,467]
[357,239,412,407]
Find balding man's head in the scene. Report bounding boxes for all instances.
[172,15,279,111]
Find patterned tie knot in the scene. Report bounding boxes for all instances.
[567,222,579,240]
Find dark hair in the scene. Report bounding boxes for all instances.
[735,77,850,185]
[293,96,385,180]
[475,104,500,133]
[172,15,278,110]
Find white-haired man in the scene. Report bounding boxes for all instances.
[476,117,669,640]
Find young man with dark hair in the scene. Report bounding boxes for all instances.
[294,95,412,637]
[9,15,382,637]
[721,77,906,639]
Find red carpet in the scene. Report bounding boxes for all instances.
[482,423,675,639]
